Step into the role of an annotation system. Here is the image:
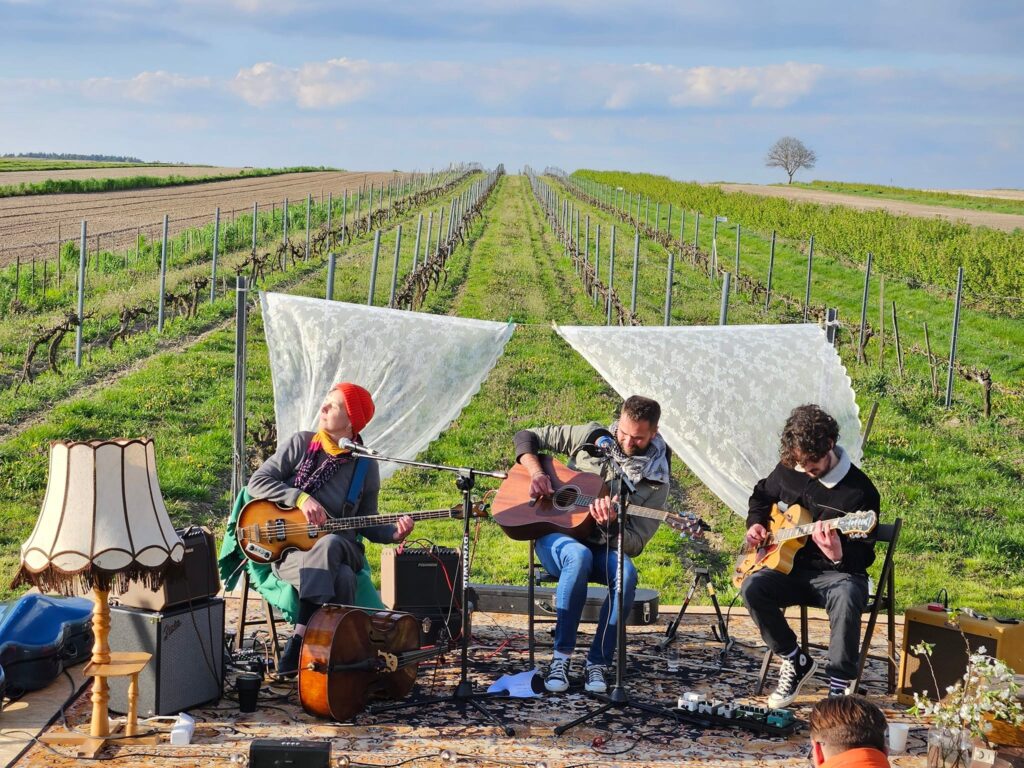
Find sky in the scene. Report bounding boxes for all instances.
[2,0,1023,188]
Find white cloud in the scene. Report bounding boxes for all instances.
[631,62,824,109]
[230,57,377,109]
[81,70,212,103]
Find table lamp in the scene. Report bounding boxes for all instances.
[11,438,184,757]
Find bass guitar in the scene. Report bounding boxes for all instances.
[730,504,877,588]
[237,499,488,564]
[491,456,707,542]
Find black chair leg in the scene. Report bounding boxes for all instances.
[756,649,774,695]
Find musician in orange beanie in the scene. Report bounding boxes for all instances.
[247,381,413,675]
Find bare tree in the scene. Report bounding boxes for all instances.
[765,137,817,184]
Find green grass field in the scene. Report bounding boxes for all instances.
[0,165,337,197]
[0,158,176,172]
[1,173,1021,620]
[792,180,1024,217]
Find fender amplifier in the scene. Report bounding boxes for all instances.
[118,525,220,610]
[897,604,1024,705]
[107,597,224,716]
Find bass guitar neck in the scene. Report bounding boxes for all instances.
[237,499,487,564]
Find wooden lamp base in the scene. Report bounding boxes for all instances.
[40,589,160,758]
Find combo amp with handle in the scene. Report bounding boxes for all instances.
[380,547,464,646]
[897,604,1024,705]
[117,525,220,611]
[106,597,225,716]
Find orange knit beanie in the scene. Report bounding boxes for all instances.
[335,382,375,437]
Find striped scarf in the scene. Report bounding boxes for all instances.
[292,429,354,495]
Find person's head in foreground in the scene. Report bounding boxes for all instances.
[809,695,890,767]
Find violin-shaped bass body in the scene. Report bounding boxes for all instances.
[298,604,422,721]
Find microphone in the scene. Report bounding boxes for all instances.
[339,438,380,456]
[595,434,619,457]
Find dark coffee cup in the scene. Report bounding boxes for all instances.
[236,672,261,713]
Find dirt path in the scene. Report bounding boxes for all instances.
[718,183,1024,232]
[0,170,397,267]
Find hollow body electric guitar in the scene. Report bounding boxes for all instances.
[491,456,707,542]
[730,504,877,589]
[237,499,488,564]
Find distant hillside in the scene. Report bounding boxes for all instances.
[3,152,148,163]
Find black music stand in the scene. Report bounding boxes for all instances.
[658,567,734,666]
[553,458,678,735]
[363,457,515,737]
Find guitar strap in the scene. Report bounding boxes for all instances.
[342,457,369,516]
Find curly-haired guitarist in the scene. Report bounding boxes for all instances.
[741,404,881,706]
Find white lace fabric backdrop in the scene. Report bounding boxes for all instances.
[260,293,515,481]
[554,323,862,515]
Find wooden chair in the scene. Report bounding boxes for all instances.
[233,569,288,666]
[754,517,902,695]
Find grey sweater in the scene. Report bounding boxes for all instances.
[514,422,668,557]
[247,431,396,544]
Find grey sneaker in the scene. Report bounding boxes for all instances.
[545,657,570,693]
[584,664,608,694]
[767,651,817,708]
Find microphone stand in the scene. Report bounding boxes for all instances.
[356,449,516,737]
[554,448,678,734]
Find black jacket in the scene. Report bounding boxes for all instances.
[746,452,881,574]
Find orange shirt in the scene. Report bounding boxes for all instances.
[821,747,890,768]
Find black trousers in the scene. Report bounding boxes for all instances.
[740,567,868,680]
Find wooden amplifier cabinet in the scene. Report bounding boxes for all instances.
[897,604,1024,705]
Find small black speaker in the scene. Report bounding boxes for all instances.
[249,739,331,768]
[380,547,464,645]
[117,526,220,610]
[380,547,462,612]
[107,597,224,716]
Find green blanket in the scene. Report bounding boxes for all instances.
[217,489,385,624]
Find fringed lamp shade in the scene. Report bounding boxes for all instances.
[12,438,184,595]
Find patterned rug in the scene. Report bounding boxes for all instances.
[13,604,930,767]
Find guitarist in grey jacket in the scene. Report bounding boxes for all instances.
[513,395,669,695]
[741,404,881,708]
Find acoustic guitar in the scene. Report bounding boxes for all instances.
[491,456,707,542]
[730,504,877,588]
[237,499,488,564]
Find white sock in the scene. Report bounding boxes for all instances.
[553,651,571,661]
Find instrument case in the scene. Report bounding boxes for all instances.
[469,583,660,626]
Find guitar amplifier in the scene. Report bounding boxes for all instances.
[118,525,220,610]
[381,546,463,613]
[107,597,224,716]
[897,604,1024,705]
[381,547,464,645]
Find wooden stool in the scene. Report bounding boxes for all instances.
[40,651,158,758]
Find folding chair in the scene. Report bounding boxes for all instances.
[755,517,902,695]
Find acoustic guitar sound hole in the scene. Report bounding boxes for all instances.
[552,485,579,510]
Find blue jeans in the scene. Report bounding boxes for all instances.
[534,533,638,667]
